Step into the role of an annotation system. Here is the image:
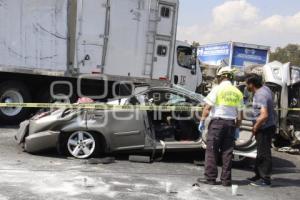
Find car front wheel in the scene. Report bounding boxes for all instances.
[67,131,97,159]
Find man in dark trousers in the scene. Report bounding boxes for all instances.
[198,66,243,187]
[245,74,276,187]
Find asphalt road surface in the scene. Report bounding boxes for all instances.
[0,126,300,200]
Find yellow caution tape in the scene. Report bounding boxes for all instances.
[0,103,204,111]
[0,103,300,111]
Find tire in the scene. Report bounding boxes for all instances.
[0,81,32,125]
[59,131,101,159]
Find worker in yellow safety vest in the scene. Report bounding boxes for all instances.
[197,66,244,187]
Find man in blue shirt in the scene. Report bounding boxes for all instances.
[245,74,276,187]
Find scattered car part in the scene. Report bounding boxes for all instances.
[276,147,300,155]
[87,157,115,165]
[129,155,152,163]
[193,160,205,166]
[154,140,167,162]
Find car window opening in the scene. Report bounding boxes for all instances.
[146,91,200,142]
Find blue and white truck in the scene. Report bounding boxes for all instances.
[197,41,270,69]
[196,42,271,162]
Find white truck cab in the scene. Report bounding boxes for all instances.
[172,41,202,92]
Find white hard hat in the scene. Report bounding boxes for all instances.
[216,66,234,76]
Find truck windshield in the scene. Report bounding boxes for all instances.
[292,67,300,84]
[177,46,193,69]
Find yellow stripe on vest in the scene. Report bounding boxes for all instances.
[216,85,243,107]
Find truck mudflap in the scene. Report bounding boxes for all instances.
[15,120,30,144]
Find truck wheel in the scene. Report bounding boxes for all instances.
[0,81,32,124]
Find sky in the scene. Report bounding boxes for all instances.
[177,0,300,49]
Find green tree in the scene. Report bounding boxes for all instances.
[192,41,200,48]
[270,44,300,66]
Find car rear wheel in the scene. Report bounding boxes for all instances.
[66,131,97,159]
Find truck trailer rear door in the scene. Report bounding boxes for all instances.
[152,40,171,79]
[75,0,109,74]
[156,4,174,37]
[151,3,176,80]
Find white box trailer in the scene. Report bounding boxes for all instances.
[0,0,178,79]
[0,0,201,124]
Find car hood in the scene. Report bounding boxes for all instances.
[28,109,87,134]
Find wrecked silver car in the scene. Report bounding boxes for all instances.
[263,62,300,147]
[15,86,256,161]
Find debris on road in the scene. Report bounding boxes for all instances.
[276,147,300,155]
[86,157,115,165]
[129,155,152,163]
[194,160,205,166]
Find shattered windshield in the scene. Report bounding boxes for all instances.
[172,85,205,102]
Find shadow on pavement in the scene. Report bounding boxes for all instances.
[271,178,300,188]
[273,156,297,168]
[232,178,300,188]
[22,145,299,175]
[232,180,250,186]
[104,150,205,164]
[233,155,298,173]
[31,149,68,160]
[0,125,19,129]
[161,150,205,163]
[272,156,299,175]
